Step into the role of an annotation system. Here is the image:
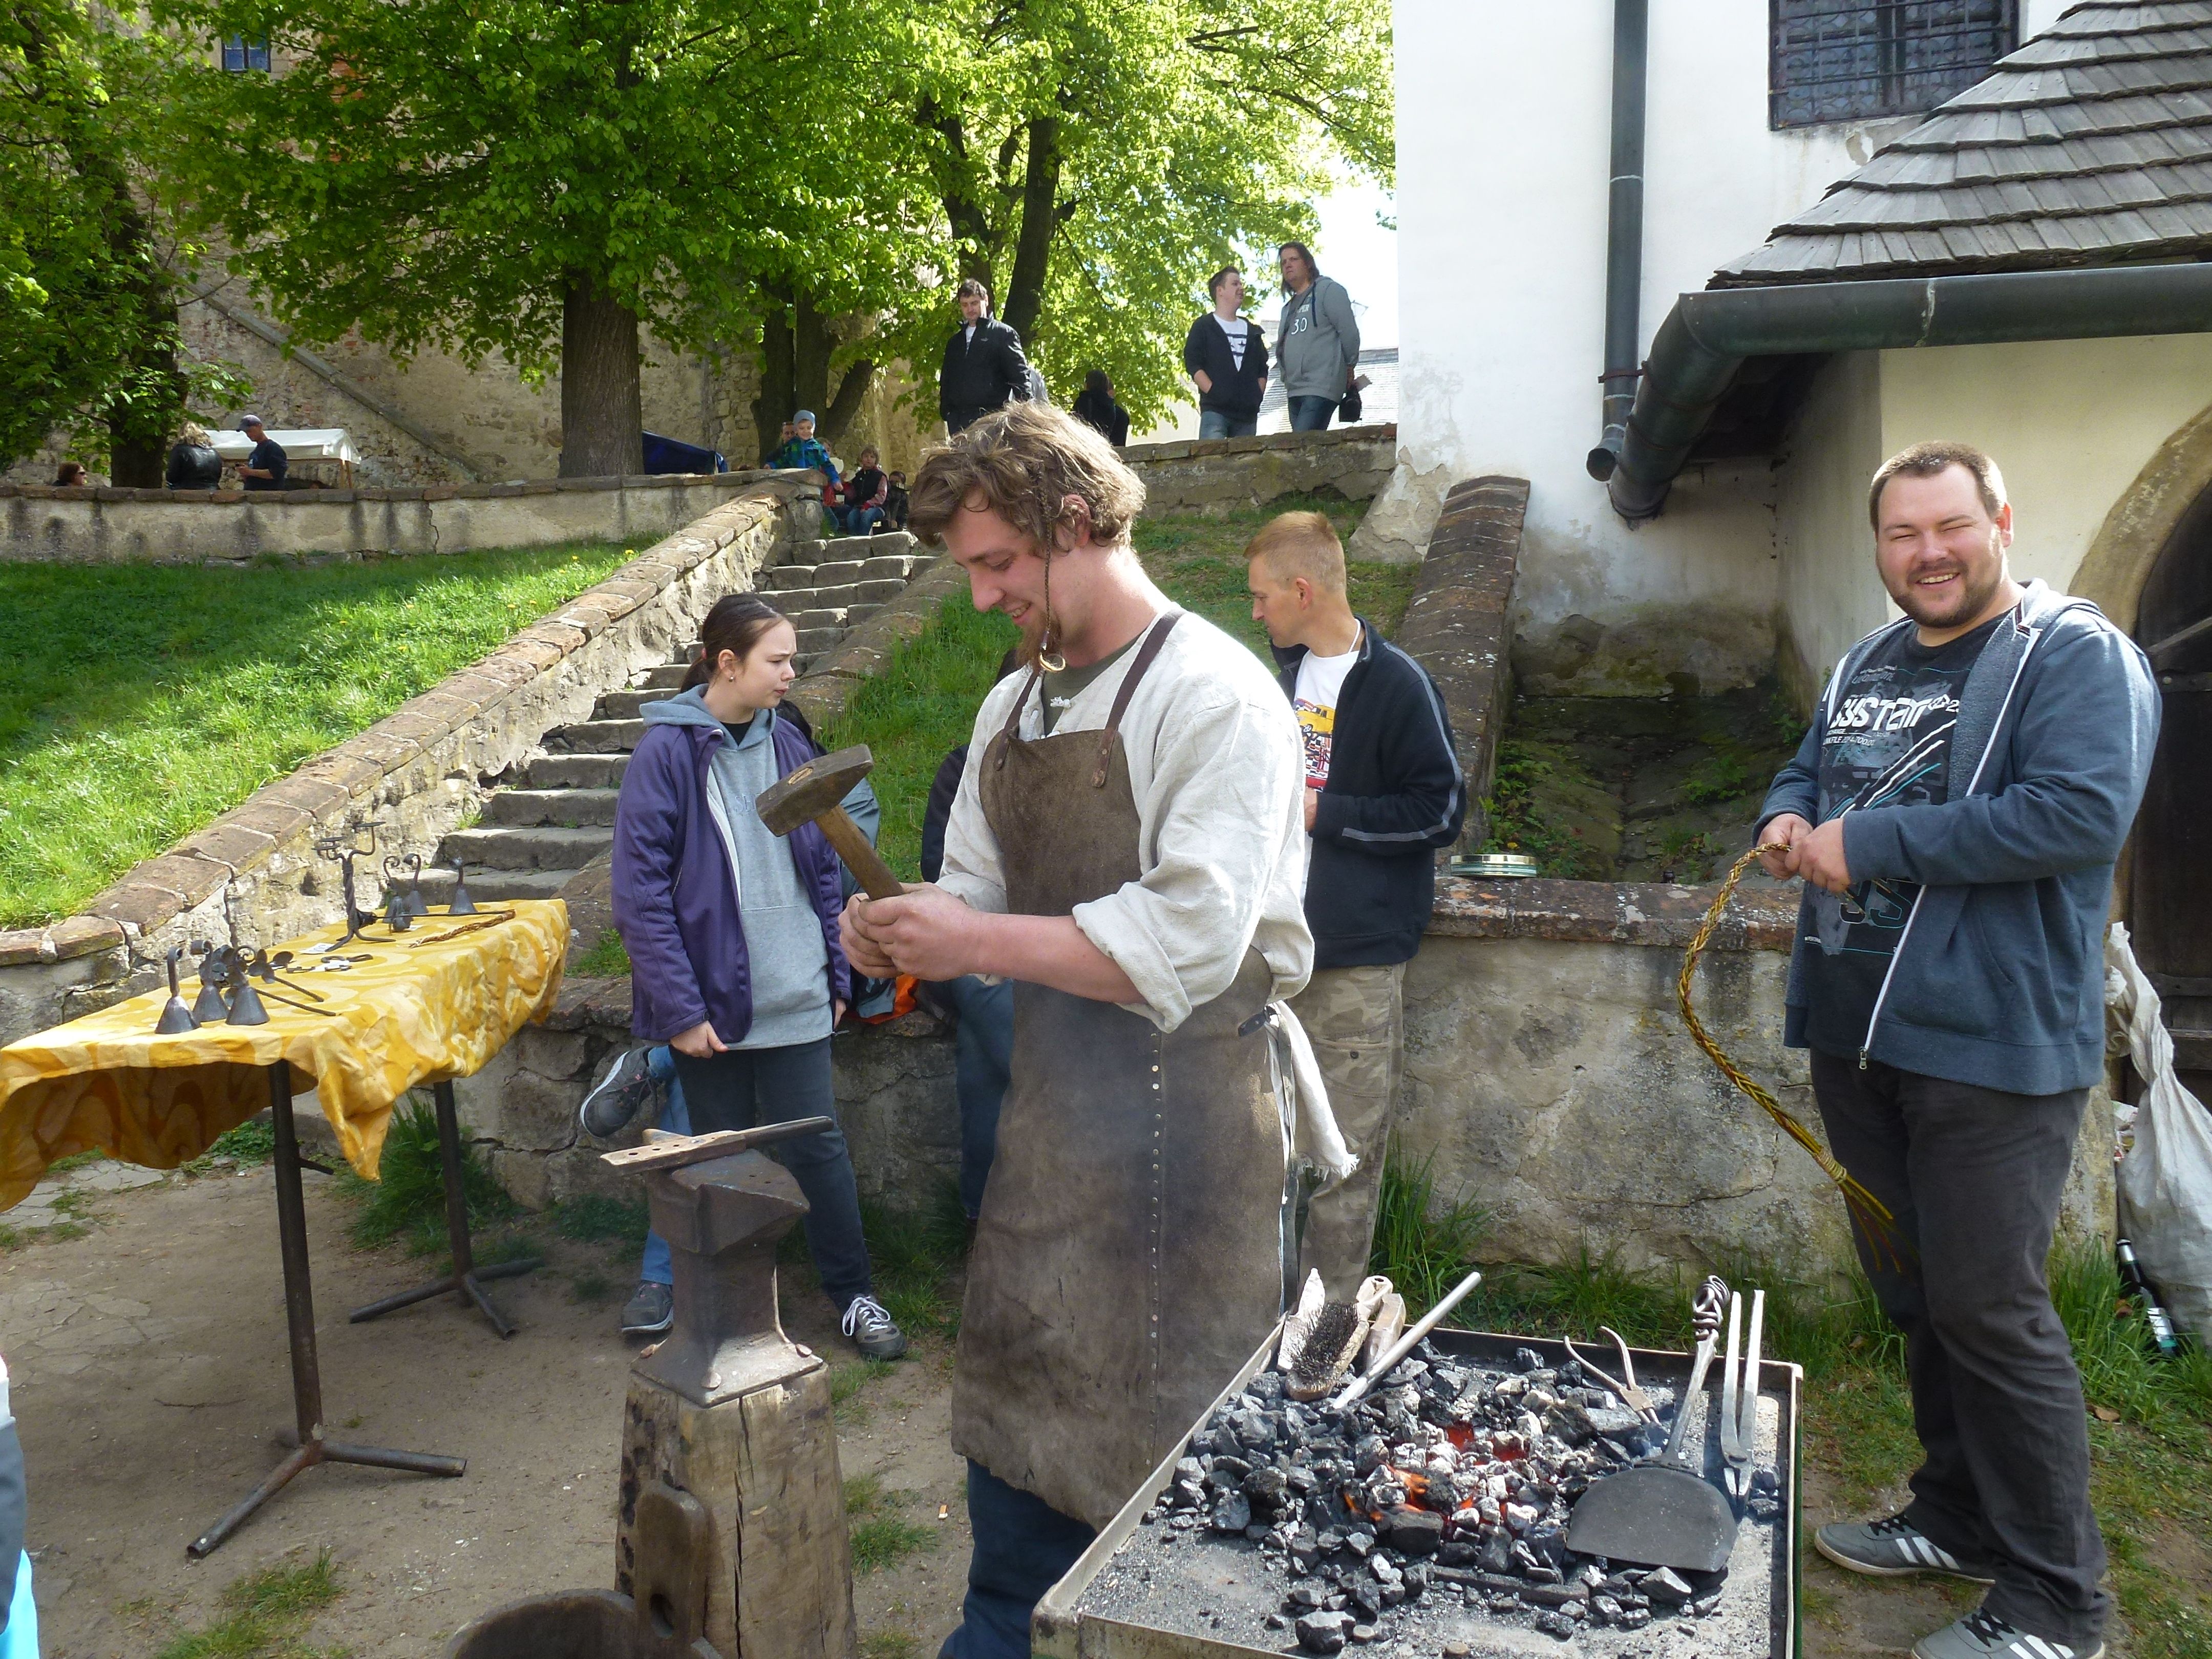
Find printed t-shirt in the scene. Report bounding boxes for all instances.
[1217,314,1251,371]
[1293,633,1360,789]
[1800,612,2004,1059]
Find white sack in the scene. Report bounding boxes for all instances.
[2107,921,2212,1336]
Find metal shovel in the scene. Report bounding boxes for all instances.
[1564,1275,1740,1573]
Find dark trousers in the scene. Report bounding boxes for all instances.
[943,974,1014,1219]
[1287,394,1337,432]
[938,1461,1096,1659]
[669,1039,874,1309]
[1810,1050,2108,1644]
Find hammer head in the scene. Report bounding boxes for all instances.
[756,743,875,835]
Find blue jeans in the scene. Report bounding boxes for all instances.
[938,1461,1096,1659]
[639,1046,688,1286]
[1287,394,1337,433]
[669,1039,875,1309]
[838,505,884,536]
[942,975,1014,1220]
[1198,410,1257,440]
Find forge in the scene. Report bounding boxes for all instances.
[1038,1329,1799,1659]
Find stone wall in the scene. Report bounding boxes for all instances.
[1120,424,1396,516]
[0,471,794,564]
[0,477,820,1047]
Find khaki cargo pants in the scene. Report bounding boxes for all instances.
[1289,961,1405,1301]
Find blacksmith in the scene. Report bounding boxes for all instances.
[1755,441,2156,1659]
[842,402,1313,1657]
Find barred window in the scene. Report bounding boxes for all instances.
[221,35,270,73]
[1770,1,2016,128]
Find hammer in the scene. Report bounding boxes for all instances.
[754,744,905,900]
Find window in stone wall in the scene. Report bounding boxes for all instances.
[1770,0,2016,128]
[221,35,271,73]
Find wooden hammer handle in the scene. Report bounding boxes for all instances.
[816,807,905,901]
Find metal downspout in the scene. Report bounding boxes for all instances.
[1606,261,2212,523]
[1587,0,1649,481]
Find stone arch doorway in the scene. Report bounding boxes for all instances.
[2091,420,2212,1098]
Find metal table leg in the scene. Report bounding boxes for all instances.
[190,1065,467,1558]
[347,1079,542,1338]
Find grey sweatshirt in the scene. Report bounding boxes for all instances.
[642,691,836,1048]
[1277,274,1361,401]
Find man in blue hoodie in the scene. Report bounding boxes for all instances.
[1756,442,2157,1659]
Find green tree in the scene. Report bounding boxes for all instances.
[1,2,243,481]
[873,0,1393,428]
[159,0,894,476]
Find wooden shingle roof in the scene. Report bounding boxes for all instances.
[1713,2,2212,285]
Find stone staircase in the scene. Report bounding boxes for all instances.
[416,532,927,904]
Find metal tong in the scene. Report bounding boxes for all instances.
[1561,1325,1660,1424]
[1717,1286,1766,1500]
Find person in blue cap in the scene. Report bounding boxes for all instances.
[237,415,289,491]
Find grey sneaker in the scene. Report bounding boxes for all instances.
[1816,1513,1996,1582]
[620,1281,674,1336]
[1913,1608,2102,1659]
[581,1047,659,1139]
[840,1294,908,1359]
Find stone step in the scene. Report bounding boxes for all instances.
[440,824,613,870]
[763,564,823,593]
[520,752,629,790]
[846,602,882,627]
[417,866,579,905]
[644,662,691,689]
[789,608,847,632]
[796,627,842,654]
[548,718,646,754]
[860,554,922,580]
[597,687,678,720]
[814,560,865,585]
[824,531,918,559]
[483,788,622,828]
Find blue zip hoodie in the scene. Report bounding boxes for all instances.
[611,690,860,1046]
[1756,581,2158,1095]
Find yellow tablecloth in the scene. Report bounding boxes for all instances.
[0,900,569,1213]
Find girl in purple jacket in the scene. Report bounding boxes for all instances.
[610,594,905,1358]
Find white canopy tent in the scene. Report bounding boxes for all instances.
[209,428,361,486]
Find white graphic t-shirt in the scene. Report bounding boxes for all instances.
[1293,635,1360,789]
[1217,314,1251,371]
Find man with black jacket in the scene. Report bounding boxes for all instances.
[939,280,1032,436]
[1183,266,1269,440]
[1248,511,1464,1296]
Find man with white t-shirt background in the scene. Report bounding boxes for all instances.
[1246,511,1465,1296]
[1183,267,1270,440]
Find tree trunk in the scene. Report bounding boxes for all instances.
[560,275,643,477]
[819,360,876,450]
[999,116,1062,350]
[750,303,796,464]
[105,216,183,488]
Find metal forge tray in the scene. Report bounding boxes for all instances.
[1036,1326,1802,1659]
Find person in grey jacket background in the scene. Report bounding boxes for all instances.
[1755,442,2157,1659]
[1275,241,1358,433]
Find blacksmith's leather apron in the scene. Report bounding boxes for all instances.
[949,613,1287,1528]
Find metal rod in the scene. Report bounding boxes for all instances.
[1330,1268,1484,1410]
[346,1081,539,1337]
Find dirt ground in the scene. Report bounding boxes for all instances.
[10,1160,972,1657]
[0,1161,2135,1659]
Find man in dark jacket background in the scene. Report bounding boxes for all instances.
[1757,442,2156,1659]
[938,279,1032,436]
[1184,266,1269,440]
[1247,511,1464,1299]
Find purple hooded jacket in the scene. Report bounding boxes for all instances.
[611,710,852,1044]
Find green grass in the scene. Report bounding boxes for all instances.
[845,1473,940,1573]
[333,1094,513,1251]
[823,493,1403,880]
[155,1549,343,1658]
[1369,1181,2212,1657]
[184,1116,279,1174]
[859,1183,972,1340]
[0,540,633,926]
[551,1192,652,1248]
[572,930,632,977]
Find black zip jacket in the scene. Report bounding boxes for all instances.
[1273,620,1465,968]
[1182,313,1270,416]
[939,318,1032,430]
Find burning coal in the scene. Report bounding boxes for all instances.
[1140,1341,1781,1653]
